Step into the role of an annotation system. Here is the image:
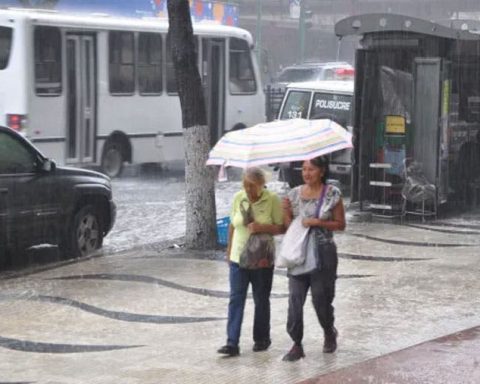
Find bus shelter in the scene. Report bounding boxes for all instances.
[335,14,480,218]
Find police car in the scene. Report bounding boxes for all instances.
[277,80,354,188]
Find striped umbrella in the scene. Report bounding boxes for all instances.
[206,118,353,168]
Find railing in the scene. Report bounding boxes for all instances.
[264,85,285,122]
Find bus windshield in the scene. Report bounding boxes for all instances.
[0,27,12,70]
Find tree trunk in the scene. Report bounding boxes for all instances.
[167,0,217,249]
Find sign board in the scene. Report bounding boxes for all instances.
[0,0,239,25]
[289,0,300,19]
[385,115,406,134]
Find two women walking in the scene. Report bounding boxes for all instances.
[217,156,346,360]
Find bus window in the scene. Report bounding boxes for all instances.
[138,32,162,95]
[166,35,177,94]
[0,27,12,70]
[109,31,135,95]
[34,26,61,95]
[229,37,256,94]
[166,36,198,95]
[280,91,310,120]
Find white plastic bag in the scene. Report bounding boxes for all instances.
[276,216,309,268]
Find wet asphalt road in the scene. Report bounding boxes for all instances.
[17,166,480,266]
[16,167,283,263]
[102,167,285,255]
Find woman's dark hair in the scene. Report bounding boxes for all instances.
[309,155,330,184]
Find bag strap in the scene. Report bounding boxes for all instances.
[240,198,254,225]
[314,184,329,218]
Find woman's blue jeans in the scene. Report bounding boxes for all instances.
[226,262,274,347]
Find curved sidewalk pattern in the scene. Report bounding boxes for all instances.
[0,219,479,383]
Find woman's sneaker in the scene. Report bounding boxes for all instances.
[282,344,305,361]
[217,345,240,357]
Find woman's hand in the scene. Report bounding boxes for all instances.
[247,222,262,234]
[282,197,292,212]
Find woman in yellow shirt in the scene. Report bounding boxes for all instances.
[217,167,284,357]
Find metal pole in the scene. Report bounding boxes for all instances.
[256,0,262,64]
[299,0,306,63]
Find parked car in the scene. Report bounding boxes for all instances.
[277,80,354,189]
[0,126,116,267]
[272,61,354,90]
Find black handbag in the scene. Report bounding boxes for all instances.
[312,186,338,271]
[314,235,338,271]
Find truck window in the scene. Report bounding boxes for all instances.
[310,92,353,126]
[278,68,319,83]
[279,90,311,120]
[0,27,12,70]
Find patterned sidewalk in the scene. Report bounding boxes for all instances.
[302,325,480,384]
[0,219,479,383]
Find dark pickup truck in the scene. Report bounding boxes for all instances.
[0,126,116,267]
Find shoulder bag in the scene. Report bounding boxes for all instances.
[307,185,338,271]
[238,198,275,269]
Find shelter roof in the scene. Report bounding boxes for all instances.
[335,13,480,41]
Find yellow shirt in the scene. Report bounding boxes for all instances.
[229,189,283,264]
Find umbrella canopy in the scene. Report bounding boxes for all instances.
[206,118,353,168]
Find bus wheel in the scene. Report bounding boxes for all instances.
[232,123,246,131]
[102,142,124,178]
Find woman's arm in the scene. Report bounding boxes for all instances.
[246,193,288,235]
[247,222,284,235]
[282,197,294,228]
[302,198,346,231]
[226,224,234,262]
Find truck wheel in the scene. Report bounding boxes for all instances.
[1,245,27,269]
[60,205,103,259]
[101,142,124,178]
[0,246,11,269]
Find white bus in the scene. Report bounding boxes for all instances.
[0,8,265,176]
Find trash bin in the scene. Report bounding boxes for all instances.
[216,217,230,246]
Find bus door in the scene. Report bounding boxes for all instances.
[66,34,96,164]
[202,38,225,147]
